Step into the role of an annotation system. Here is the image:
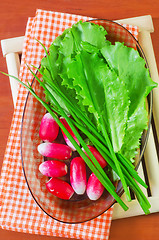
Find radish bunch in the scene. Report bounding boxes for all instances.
[38,113,107,201]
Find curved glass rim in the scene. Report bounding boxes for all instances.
[20,18,153,224]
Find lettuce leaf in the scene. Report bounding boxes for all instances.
[101,41,157,158]
[101,42,157,116]
[71,20,107,50]
[121,99,148,161]
[40,36,78,114]
[102,68,130,152]
[66,48,130,151]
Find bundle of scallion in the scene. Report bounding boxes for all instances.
[1,21,157,214]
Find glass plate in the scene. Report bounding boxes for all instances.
[21,19,152,224]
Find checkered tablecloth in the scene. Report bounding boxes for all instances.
[0,9,139,240]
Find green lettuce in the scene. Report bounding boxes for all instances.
[41,20,157,162]
[101,42,156,116]
[101,41,157,159]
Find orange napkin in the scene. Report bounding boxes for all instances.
[0,9,139,240]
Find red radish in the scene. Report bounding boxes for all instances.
[39,160,67,177]
[46,177,74,200]
[38,142,72,159]
[60,117,80,151]
[70,157,86,195]
[39,113,59,142]
[84,145,107,168]
[86,173,104,200]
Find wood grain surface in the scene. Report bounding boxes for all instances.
[0,1,159,239]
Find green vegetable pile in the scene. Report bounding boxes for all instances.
[2,21,157,214]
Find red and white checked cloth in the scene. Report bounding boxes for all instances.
[0,9,139,240]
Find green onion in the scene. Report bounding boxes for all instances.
[1,71,128,211]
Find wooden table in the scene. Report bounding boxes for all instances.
[0,1,159,239]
